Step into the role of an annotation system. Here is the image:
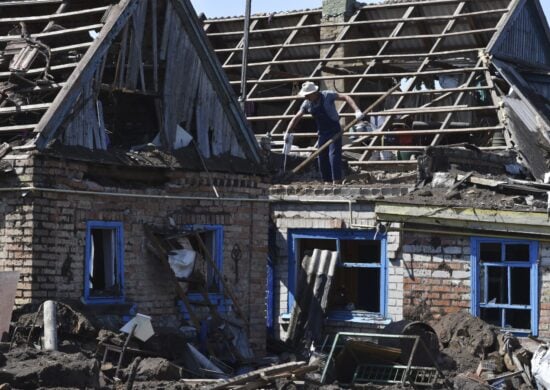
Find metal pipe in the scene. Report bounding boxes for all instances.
[239,0,251,103]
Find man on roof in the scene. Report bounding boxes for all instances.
[284,81,363,184]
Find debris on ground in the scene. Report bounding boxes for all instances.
[0,299,547,389]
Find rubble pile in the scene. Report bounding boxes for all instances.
[1,301,549,389]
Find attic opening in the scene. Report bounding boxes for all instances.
[99,91,159,149]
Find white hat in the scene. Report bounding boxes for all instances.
[298,81,319,97]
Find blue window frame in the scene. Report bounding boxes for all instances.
[287,229,388,322]
[471,238,539,335]
[182,225,228,310]
[84,221,124,304]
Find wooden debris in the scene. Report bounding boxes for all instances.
[203,361,313,390]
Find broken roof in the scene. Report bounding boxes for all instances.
[0,0,262,171]
[203,0,550,179]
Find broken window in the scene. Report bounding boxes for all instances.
[288,229,387,322]
[185,225,223,296]
[84,221,124,303]
[472,238,538,335]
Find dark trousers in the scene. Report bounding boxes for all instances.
[317,133,342,182]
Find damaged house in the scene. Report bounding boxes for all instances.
[203,0,550,344]
[0,0,269,354]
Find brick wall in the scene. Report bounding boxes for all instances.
[271,192,550,341]
[0,153,269,353]
[401,233,471,321]
[0,152,39,306]
[539,243,550,338]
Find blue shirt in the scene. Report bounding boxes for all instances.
[299,90,339,122]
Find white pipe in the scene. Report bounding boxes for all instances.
[43,300,57,351]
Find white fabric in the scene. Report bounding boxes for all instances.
[168,249,196,279]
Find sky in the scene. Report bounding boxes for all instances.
[190,0,550,24]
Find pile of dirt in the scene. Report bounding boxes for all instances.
[0,349,99,389]
[431,312,498,373]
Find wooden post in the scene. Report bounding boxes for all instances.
[43,300,57,351]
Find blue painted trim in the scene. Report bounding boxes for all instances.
[184,224,224,290]
[287,228,388,321]
[267,255,274,332]
[83,221,124,304]
[183,224,225,310]
[471,237,539,335]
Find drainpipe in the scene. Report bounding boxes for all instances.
[239,0,252,106]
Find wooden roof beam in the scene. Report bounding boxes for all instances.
[270,125,504,139]
[245,14,310,101]
[246,86,493,102]
[0,0,63,6]
[0,24,104,42]
[269,8,363,135]
[335,6,416,120]
[213,27,497,53]
[230,67,488,85]
[34,0,139,148]
[358,1,467,161]
[223,48,483,69]
[0,6,110,23]
[0,103,51,115]
[206,8,508,37]
[246,106,498,121]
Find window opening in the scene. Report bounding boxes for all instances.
[85,222,124,303]
[289,229,387,320]
[473,238,538,334]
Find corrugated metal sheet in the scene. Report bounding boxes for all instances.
[287,248,339,346]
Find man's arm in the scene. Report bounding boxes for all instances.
[335,93,363,119]
[285,110,304,135]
